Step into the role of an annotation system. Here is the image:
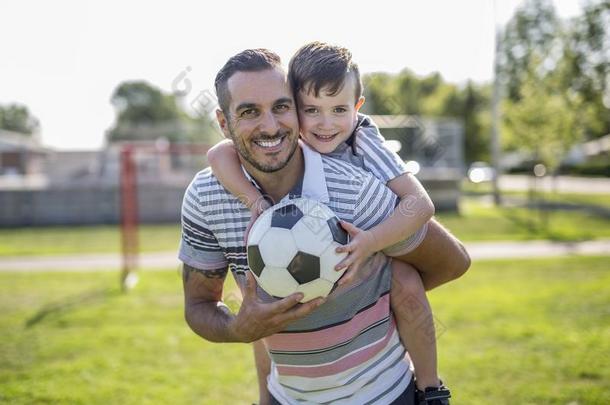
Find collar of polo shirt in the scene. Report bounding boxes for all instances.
[240,141,330,205]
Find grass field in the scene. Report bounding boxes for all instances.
[436,197,610,242]
[0,224,181,257]
[1,194,610,257]
[463,181,610,208]
[1,256,609,404]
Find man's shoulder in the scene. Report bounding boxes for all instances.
[184,167,235,210]
[188,167,223,191]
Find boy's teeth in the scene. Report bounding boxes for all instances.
[256,138,282,148]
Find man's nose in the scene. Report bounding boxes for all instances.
[259,111,280,134]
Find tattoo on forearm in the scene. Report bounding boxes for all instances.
[183,265,228,283]
[203,267,229,278]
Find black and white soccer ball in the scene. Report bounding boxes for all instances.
[246,198,349,303]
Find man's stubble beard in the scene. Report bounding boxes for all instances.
[228,123,299,174]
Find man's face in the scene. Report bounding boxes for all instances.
[219,68,300,173]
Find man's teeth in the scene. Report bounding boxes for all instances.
[255,138,282,148]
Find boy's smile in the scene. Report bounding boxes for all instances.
[297,74,365,154]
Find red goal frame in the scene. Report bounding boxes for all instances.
[119,142,211,291]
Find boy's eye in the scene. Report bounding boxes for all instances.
[304,107,318,114]
[333,107,347,113]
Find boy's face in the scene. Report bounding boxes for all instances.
[297,74,364,154]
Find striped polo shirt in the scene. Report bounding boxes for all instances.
[326,114,409,185]
[179,143,426,404]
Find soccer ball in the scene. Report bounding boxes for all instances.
[247,198,349,303]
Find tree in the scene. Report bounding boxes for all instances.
[502,0,609,141]
[363,71,492,164]
[0,104,40,135]
[462,82,492,164]
[361,72,399,114]
[107,81,219,144]
[557,0,610,139]
[503,58,584,172]
[500,0,561,102]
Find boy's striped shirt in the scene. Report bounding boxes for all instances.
[327,114,410,185]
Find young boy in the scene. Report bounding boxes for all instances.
[208,42,451,404]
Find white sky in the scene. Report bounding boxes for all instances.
[0,0,583,150]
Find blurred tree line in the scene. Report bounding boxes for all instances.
[0,104,39,135]
[361,71,492,165]
[106,81,220,144]
[501,0,608,171]
[362,0,609,168]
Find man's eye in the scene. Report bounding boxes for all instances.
[240,109,258,118]
[334,107,347,113]
[274,104,289,112]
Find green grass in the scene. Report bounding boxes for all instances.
[436,198,610,241]
[1,256,609,404]
[0,269,255,405]
[0,224,181,257]
[432,256,610,404]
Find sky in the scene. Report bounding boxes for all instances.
[0,0,584,150]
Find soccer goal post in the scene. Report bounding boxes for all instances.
[118,141,211,291]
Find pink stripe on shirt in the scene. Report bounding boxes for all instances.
[266,293,391,352]
[275,321,396,378]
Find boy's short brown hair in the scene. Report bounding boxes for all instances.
[288,42,362,103]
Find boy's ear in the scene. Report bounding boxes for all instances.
[216,108,231,139]
[355,96,365,112]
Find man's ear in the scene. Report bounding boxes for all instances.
[355,96,365,112]
[216,108,231,139]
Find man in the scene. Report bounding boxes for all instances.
[180,49,470,404]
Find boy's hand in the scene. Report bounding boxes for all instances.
[244,198,272,244]
[334,221,379,286]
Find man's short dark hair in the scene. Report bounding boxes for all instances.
[214,49,282,114]
[288,42,362,103]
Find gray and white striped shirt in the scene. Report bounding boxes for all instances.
[179,143,425,404]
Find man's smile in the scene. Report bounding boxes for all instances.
[253,134,287,152]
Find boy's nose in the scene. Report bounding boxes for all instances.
[319,114,333,129]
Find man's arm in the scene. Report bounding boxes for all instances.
[393,218,471,291]
[182,264,325,343]
[182,264,239,342]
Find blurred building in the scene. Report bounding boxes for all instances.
[370,115,464,210]
[0,140,209,226]
[564,134,610,165]
[0,129,50,189]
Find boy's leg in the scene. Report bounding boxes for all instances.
[390,260,440,391]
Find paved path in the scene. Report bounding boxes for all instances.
[1,240,609,272]
[0,251,181,272]
[465,239,610,260]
